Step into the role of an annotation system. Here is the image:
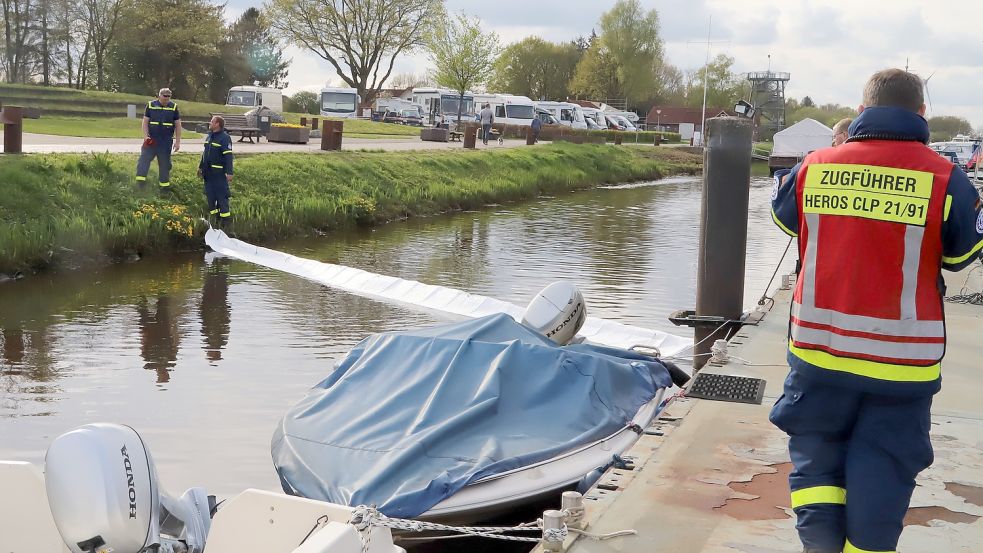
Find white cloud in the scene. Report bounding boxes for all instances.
[240,0,983,126]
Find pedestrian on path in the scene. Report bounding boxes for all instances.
[531,114,542,144]
[198,116,234,228]
[770,68,983,553]
[479,103,494,145]
[136,88,182,191]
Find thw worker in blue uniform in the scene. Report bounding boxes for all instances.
[136,87,181,190]
[198,116,234,227]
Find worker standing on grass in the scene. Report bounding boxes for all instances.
[770,68,983,553]
[198,116,234,228]
[136,88,182,191]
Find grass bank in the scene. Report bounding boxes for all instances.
[22,117,203,139]
[0,143,701,276]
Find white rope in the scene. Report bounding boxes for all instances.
[709,339,729,363]
[347,505,637,550]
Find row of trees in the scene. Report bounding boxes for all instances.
[1,0,288,102]
[786,96,975,143]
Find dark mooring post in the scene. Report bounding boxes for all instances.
[693,117,753,370]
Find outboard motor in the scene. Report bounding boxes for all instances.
[45,423,212,553]
[521,281,587,345]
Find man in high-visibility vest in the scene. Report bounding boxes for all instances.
[198,115,234,227]
[770,68,983,553]
[136,87,182,190]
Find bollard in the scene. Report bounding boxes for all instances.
[692,117,753,370]
[653,133,662,146]
[463,123,477,149]
[320,120,343,151]
[541,509,566,552]
[127,104,136,119]
[312,117,319,130]
[1,106,24,154]
[561,491,585,529]
[300,116,308,127]
[614,133,623,145]
[526,126,536,146]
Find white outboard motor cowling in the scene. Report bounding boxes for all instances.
[521,281,587,345]
[45,423,211,553]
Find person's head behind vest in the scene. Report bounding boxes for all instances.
[859,68,926,117]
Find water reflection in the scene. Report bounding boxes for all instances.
[0,174,800,496]
[200,256,231,363]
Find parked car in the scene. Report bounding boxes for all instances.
[382,109,423,126]
[938,151,959,164]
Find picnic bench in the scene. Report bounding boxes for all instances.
[211,113,261,143]
[449,131,462,142]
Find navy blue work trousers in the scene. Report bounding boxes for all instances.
[203,173,231,220]
[136,139,173,187]
[769,370,933,553]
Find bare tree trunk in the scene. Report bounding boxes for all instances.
[40,2,50,85]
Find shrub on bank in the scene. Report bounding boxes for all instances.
[0,144,701,276]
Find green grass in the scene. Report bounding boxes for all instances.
[22,117,202,139]
[0,144,701,275]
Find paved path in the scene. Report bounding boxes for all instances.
[1,133,525,154]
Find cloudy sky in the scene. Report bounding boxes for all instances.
[227,0,983,127]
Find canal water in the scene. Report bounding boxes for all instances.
[0,175,795,500]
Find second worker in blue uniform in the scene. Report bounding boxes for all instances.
[199,116,234,228]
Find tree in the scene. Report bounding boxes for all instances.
[490,37,580,100]
[284,90,319,114]
[928,115,973,143]
[2,0,39,82]
[802,95,814,108]
[683,54,744,108]
[228,8,290,88]
[82,0,128,89]
[427,12,499,123]
[568,42,619,100]
[597,0,662,104]
[108,0,229,98]
[265,0,443,104]
[388,72,429,90]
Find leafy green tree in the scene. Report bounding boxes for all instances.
[265,0,442,104]
[568,42,619,100]
[802,95,814,107]
[228,7,289,88]
[284,90,319,114]
[597,0,662,104]
[928,115,973,142]
[684,54,744,109]
[489,37,580,100]
[108,0,230,99]
[426,12,500,123]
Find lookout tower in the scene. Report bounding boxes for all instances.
[746,71,790,141]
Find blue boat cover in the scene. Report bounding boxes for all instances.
[271,313,672,518]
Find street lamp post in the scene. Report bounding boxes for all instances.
[656,109,662,131]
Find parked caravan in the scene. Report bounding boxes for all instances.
[320,87,361,118]
[535,101,587,130]
[411,88,475,125]
[226,86,283,113]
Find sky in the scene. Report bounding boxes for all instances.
[226,0,983,128]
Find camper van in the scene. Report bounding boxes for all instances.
[535,101,587,130]
[472,94,536,127]
[319,87,361,118]
[411,88,475,125]
[581,107,621,130]
[374,97,424,119]
[226,86,283,113]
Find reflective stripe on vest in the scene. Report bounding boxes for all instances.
[790,154,948,380]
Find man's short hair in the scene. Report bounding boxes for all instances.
[862,69,924,112]
[832,118,853,134]
[158,87,172,97]
[212,115,225,129]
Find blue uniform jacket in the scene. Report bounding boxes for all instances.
[145,100,180,140]
[771,106,983,395]
[200,129,234,177]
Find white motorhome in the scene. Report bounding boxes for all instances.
[473,94,536,127]
[411,87,475,124]
[581,107,620,130]
[320,87,361,118]
[226,86,283,113]
[535,101,587,130]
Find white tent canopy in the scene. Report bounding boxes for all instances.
[772,118,833,156]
